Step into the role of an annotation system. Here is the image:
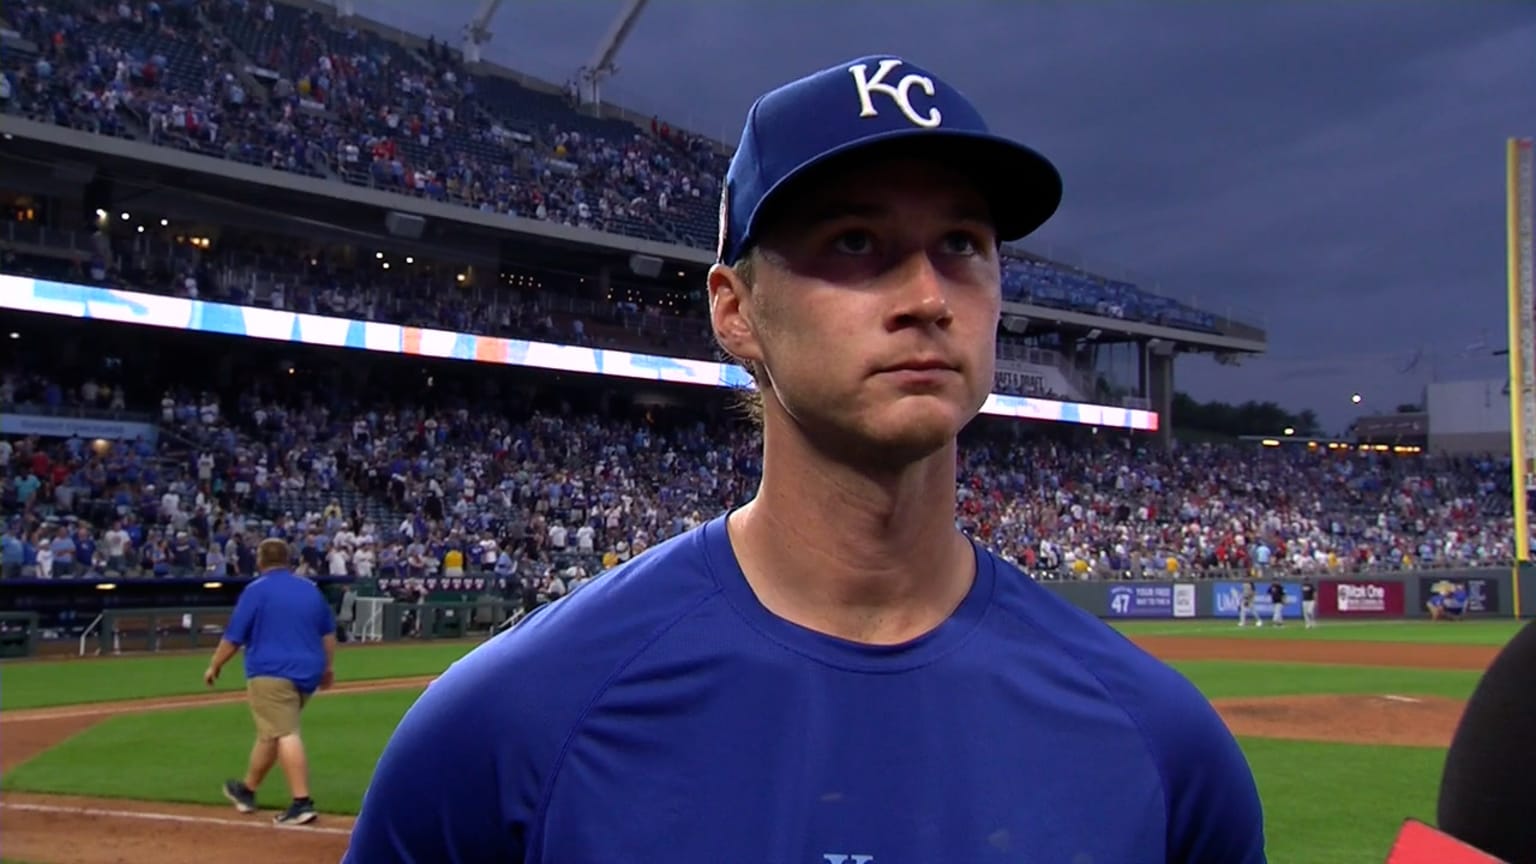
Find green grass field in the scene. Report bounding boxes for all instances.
[0,641,477,711]
[1,619,1523,863]
[4,689,419,813]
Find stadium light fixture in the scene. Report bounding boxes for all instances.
[160,218,169,227]
[1351,393,1363,404]
[120,212,130,221]
[94,208,107,220]
[136,225,144,233]
[7,332,18,340]
[375,251,384,259]
[382,262,391,270]
[405,256,414,264]
[1283,427,1295,436]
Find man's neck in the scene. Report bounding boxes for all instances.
[726,425,974,646]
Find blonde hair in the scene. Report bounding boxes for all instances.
[256,538,291,572]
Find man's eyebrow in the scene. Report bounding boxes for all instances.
[799,201,887,226]
[798,201,995,227]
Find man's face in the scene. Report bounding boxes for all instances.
[711,155,1003,465]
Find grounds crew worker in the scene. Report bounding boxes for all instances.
[205,537,337,825]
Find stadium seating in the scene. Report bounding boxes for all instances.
[1,0,1224,334]
[1,360,1518,591]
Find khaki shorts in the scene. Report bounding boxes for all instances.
[247,676,310,741]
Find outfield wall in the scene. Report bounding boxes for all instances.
[1040,567,1534,621]
[0,567,1528,658]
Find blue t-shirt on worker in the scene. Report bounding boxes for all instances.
[224,568,336,693]
[344,515,1266,863]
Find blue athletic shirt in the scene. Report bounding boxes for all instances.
[345,515,1266,863]
[224,568,336,693]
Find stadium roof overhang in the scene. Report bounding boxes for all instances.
[0,115,1262,348]
[0,115,714,277]
[1000,300,1267,354]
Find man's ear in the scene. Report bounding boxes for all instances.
[707,261,766,369]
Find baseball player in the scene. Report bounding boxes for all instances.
[206,538,336,825]
[344,54,1265,864]
[1301,576,1317,628]
[1238,579,1257,627]
[1267,579,1287,627]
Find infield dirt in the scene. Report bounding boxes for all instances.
[0,637,1484,863]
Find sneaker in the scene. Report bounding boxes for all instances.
[222,780,257,814]
[274,798,318,826]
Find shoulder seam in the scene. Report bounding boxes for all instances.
[527,586,724,855]
[994,599,1173,860]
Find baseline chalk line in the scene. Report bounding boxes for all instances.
[0,801,352,835]
[1380,694,1422,703]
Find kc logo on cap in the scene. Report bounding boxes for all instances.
[848,59,942,129]
[714,53,1063,266]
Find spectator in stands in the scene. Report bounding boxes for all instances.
[1,0,1222,333]
[3,352,1521,597]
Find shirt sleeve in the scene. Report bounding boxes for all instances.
[1146,668,1268,864]
[223,583,259,646]
[342,642,536,863]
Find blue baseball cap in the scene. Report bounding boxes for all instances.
[716,54,1063,265]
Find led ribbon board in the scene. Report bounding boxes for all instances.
[0,275,1160,432]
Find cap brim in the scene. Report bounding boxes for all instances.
[744,128,1062,252]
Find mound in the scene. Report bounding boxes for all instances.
[1212,693,1465,748]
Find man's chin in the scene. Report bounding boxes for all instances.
[851,404,968,465]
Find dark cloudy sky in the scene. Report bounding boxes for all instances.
[357,0,1536,435]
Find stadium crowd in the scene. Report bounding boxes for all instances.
[0,0,1500,598]
[1,0,1221,333]
[2,365,1519,596]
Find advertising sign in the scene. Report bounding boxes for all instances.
[0,413,159,443]
[993,360,1050,397]
[1106,584,1175,618]
[1211,581,1303,619]
[1318,580,1405,618]
[1172,583,1197,618]
[1418,577,1501,615]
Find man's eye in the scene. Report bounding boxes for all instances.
[944,232,982,255]
[831,230,875,255]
